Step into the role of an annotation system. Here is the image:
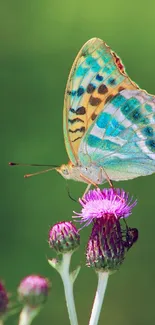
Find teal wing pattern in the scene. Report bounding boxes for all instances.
[78,89,155,180]
[63,38,138,165]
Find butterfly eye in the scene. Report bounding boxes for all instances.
[62,167,69,176]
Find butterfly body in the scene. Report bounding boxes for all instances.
[59,38,155,188]
[56,163,105,184]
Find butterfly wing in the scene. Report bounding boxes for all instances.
[79,89,155,180]
[63,38,138,165]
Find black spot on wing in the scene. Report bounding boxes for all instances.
[70,106,86,115]
[96,74,103,81]
[91,113,97,121]
[77,87,85,97]
[89,96,102,106]
[71,136,83,143]
[68,117,84,124]
[67,90,76,96]
[98,84,108,94]
[69,126,85,133]
[87,83,96,93]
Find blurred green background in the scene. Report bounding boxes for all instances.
[1,0,155,324]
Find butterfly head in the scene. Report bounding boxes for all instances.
[56,162,74,180]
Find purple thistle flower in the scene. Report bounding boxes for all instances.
[74,188,137,227]
[73,188,137,272]
[18,275,49,308]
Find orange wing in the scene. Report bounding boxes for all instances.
[63,38,138,164]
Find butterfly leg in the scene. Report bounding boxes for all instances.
[83,183,92,196]
[79,173,98,198]
[99,167,124,201]
[99,167,114,188]
[80,173,98,187]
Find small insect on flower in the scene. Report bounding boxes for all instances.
[124,227,139,250]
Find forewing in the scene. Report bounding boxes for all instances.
[63,38,138,164]
[79,89,155,180]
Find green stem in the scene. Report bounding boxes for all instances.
[18,306,40,325]
[89,272,109,325]
[59,253,78,325]
[0,319,4,325]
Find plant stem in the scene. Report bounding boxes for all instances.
[0,319,3,325]
[89,272,109,325]
[60,253,78,325]
[18,306,39,325]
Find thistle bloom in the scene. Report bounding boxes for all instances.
[49,221,80,254]
[74,188,137,226]
[18,275,49,308]
[74,188,137,272]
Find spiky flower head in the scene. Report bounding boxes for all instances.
[74,188,136,227]
[18,275,49,308]
[74,188,137,272]
[49,221,80,254]
[0,282,8,316]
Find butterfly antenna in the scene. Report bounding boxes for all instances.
[9,162,58,167]
[9,162,58,178]
[24,168,56,178]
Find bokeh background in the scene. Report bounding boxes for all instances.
[1,0,155,324]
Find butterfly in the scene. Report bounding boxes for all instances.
[10,38,155,193]
[55,37,155,193]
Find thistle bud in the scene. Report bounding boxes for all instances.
[18,275,49,308]
[49,221,80,254]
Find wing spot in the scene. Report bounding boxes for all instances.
[68,117,84,124]
[87,83,96,93]
[96,74,103,81]
[118,86,125,92]
[77,87,85,97]
[142,126,153,137]
[105,94,114,104]
[67,90,76,96]
[69,126,85,133]
[130,109,141,121]
[70,106,86,115]
[112,52,125,73]
[146,139,155,152]
[91,113,97,121]
[71,136,83,143]
[76,106,86,115]
[89,96,102,106]
[108,78,116,85]
[98,84,108,94]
